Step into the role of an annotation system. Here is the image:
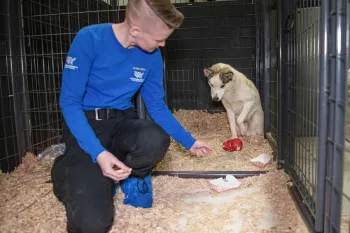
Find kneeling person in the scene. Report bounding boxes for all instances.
[51,0,213,233]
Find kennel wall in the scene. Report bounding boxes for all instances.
[0,0,119,173]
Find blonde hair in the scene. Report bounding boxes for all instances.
[126,0,184,29]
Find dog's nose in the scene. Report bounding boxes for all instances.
[212,96,219,102]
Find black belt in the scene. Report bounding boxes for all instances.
[85,108,136,121]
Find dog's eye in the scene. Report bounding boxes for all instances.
[220,84,225,88]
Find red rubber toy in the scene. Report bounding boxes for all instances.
[223,138,243,151]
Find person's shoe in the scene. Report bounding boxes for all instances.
[119,173,153,208]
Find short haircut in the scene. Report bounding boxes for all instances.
[126,0,184,29]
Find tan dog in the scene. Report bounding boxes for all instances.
[204,63,264,138]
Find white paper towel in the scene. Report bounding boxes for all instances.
[208,175,241,192]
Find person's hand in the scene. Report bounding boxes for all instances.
[96,151,132,182]
[189,140,213,156]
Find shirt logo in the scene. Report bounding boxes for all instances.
[64,56,78,70]
[130,69,145,83]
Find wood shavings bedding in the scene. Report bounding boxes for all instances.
[112,170,309,233]
[0,153,314,233]
[0,154,67,233]
[155,109,275,171]
[341,216,350,233]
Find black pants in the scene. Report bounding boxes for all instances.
[51,108,170,233]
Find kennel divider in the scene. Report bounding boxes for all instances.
[262,0,271,141]
[255,0,261,91]
[277,0,288,171]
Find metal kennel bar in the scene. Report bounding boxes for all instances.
[152,170,268,179]
[262,0,271,140]
[0,0,28,173]
[340,1,350,232]
[255,0,279,155]
[277,0,288,170]
[266,0,279,151]
[0,0,16,172]
[317,0,330,230]
[322,0,348,232]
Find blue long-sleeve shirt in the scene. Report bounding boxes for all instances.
[59,23,196,162]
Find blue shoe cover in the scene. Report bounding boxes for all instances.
[119,174,153,208]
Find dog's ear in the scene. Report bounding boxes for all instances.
[220,69,234,84]
[203,68,214,78]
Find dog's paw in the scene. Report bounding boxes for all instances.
[239,126,247,136]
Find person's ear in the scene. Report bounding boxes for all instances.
[130,25,141,38]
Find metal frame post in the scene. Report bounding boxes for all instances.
[317,0,329,231]
[285,0,297,173]
[6,0,30,163]
[277,0,287,170]
[323,0,348,232]
[263,0,271,138]
[255,0,261,91]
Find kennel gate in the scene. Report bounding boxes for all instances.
[0,0,349,232]
[256,0,350,232]
[261,0,350,232]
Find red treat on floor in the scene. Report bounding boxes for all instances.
[223,138,243,151]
